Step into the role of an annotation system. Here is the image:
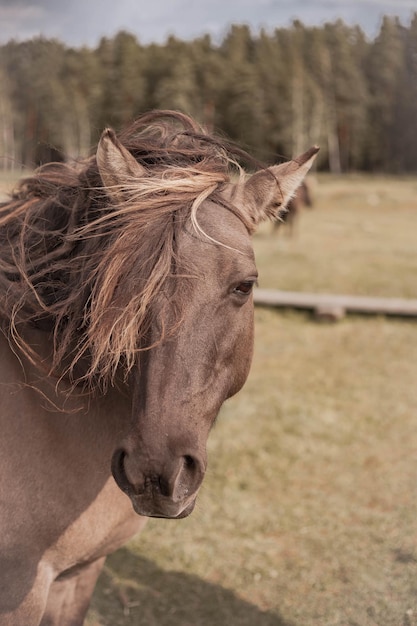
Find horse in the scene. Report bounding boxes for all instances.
[272,178,313,236]
[0,110,317,625]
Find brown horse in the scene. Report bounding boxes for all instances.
[0,111,317,625]
[272,178,313,236]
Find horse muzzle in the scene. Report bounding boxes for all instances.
[111,447,205,519]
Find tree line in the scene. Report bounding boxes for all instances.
[0,14,416,173]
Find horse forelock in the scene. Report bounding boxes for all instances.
[0,111,254,391]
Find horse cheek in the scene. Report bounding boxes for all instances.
[224,305,255,400]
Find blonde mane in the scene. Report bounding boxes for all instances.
[0,111,254,389]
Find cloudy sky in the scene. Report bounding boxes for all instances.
[0,0,415,46]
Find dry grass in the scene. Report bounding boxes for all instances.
[88,312,417,626]
[85,175,417,626]
[255,174,417,298]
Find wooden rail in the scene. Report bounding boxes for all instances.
[254,288,417,319]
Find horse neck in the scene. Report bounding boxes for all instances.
[0,325,133,446]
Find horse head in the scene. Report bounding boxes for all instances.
[93,125,318,519]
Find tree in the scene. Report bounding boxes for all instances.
[96,31,145,130]
[2,38,68,167]
[253,28,291,160]
[0,61,16,171]
[189,34,223,131]
[365,16,406,170]
[151,36,199,116]
[393,14,417,170]
[216,25,266,158]
[1,15,417,173]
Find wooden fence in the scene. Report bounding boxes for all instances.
[254,289,417,320]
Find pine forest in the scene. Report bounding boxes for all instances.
[1,14,417,173]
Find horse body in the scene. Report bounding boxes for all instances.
[0,329,144,624]
[0,111,317,625]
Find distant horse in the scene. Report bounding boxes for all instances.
[0,111,317,625]
[272,179,313,236]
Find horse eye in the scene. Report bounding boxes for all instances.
[234,281,255,296]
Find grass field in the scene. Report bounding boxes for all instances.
[85,175,417,625]
[2,171,417,625]
[254,174,417,298]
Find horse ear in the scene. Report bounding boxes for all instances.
[96,128,146,202]
[241,146,319,227]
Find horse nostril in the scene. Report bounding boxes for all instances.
[181,453,205,485]
[183,455,196,471]
[111,448,133,495]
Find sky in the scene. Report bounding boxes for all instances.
[0,0,415,47]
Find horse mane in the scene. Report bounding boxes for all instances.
[0,110,254,390]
